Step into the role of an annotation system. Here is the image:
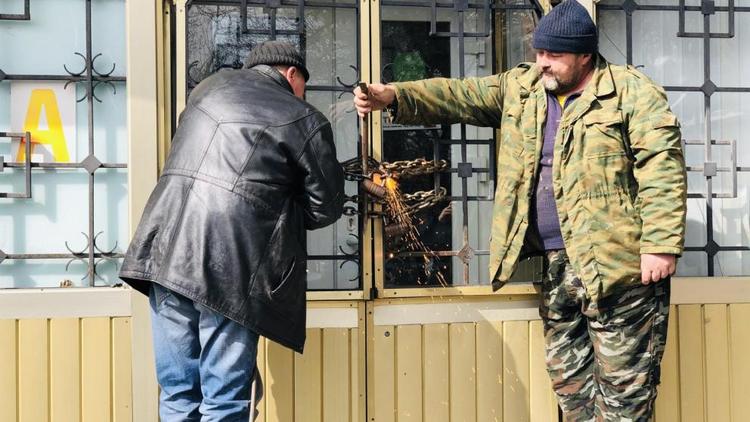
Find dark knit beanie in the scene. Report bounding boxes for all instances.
[532,0,598,54]
[244,41,310,81]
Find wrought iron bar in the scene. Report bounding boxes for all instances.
[678,0,735,39]
[0,132,31,199]
[597,4,749,12]
[429,0,492,38]
[2,162,127,169]
[2,253,124,260]
[0,0,30,20]
[0,73,125,83]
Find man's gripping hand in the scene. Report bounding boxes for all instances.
[353,83,396,117]
[640,253,676,284]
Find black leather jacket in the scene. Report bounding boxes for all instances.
[120,65,345,352]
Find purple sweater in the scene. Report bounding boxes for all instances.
[530,92,580,251]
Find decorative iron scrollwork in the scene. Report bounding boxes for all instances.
[64,53,119,102]
[65,232,122,282]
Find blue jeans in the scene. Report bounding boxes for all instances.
[149,283,261,422]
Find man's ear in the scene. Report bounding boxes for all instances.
[582,53,594,66]
[286,66,299,81]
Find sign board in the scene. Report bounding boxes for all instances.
[9,81,77,163]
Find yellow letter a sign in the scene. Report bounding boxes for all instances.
[15,89,71,162]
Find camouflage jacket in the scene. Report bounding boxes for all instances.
[392,56,687,301]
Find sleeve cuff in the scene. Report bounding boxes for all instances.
[640,245,683,255]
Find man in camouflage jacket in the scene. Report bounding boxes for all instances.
[354,1,686,420]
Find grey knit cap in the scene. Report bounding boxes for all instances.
[244,41,310,81]
[532,0,598,54]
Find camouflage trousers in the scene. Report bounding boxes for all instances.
[539,250,670,422]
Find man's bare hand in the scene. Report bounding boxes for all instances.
[353,83,396,117]
[640,253,676,284]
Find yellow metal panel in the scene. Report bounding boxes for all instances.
[127,1,161,420]
[396,325,422,422]
[156,0,172,173]
[257,337,267,422]
[373,325,396,422]
[353,303,367,421]
[323,328,351,422]
[295,329,322,422]
[678,305,705,422]
[449,323,477,422]
[50,318,81,422]
[655,305,681,422]
[529,320,557,422]
[266,340,295,422]
[704,304,730,421]
[350,323,364,422]
[306,291,365,301]
[112,318,134,422]
[357,0,373,308]
[365,302,377,421]
[476,321,503,422]
[729,304,750,421]
[503,321,530,422]
[380,284,539,298]
[371,0,385,294]
[82,317,111,422]
[671,277,750,304]
[423,324,449,422]
[18,318,48,422]
[174,0,187,116]
[0,319,17,422]
[375,295,538,307]
[129,293,158,422]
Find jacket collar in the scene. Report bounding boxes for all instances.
[250,64,294,94]
[517,63,541,93]
[587,54,615,99]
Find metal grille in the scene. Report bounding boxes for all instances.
[0,0,30,20]
[185,0,362,290]
[598,0,750,275]
[379,0,543,286]
[0,0,127,285]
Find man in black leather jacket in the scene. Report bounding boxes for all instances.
[119,41,345,421]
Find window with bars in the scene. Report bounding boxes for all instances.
[184,0,363,291]
[0,0,127,288]
[597,0,750,276]
[378,0,544,288]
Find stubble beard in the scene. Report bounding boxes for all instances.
[541,74,560,93]
[541,68,582,95]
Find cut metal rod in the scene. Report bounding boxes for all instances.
[358,82,370,221]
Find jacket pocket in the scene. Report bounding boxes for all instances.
[579,112,635,192]
[249,212,305,312]
[582,112,627,158]
[270,257,298,301]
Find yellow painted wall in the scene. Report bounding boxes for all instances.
[1,302,748,422]
[255,327,366,422]
[0,317,133,422]
[654,304,750,422]
[371,320,559,422]
[369,301,750,422]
